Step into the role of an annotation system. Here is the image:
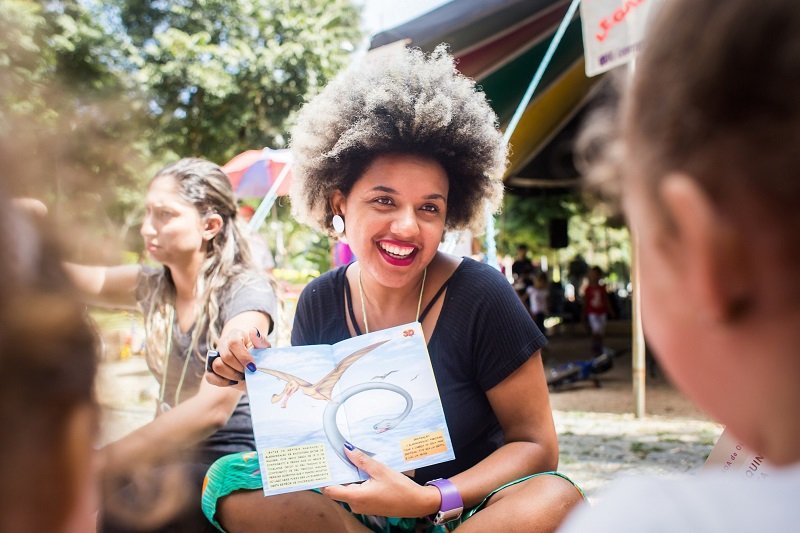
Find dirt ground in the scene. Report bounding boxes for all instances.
[96,319,723,501]
[538,321,722,498]
[543,320,708,419]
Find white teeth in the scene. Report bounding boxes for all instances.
[380,243,415,257]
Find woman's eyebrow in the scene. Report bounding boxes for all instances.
[369,186,446,201]
[423,193,447,202]
[370,185,396,194]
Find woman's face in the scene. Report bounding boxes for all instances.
[334,154,448,289]
[140,175,207,266]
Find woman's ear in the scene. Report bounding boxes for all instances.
[330,190,346,217]
[203,214,224,241]
[660,174,752,323]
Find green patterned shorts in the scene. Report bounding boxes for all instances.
[201,451,583,532]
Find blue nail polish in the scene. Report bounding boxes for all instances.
[344,441,355,451]
[247,362,257,372]
[255,328,261,338]
[229,379,239,385]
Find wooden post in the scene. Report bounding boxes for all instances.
[631,232,646,418]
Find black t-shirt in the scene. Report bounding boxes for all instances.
[291,257,546,483]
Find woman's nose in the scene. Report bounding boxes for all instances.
[391,207,420,237]
[140,215,156,237]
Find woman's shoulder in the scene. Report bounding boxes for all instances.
[226,269,274,292]
[450,257,514,293]
[300,265,347,300]
[135,265,165,304]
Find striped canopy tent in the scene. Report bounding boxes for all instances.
[371,2,654,420]
[369,0,604,193]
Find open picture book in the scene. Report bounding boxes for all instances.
[245,322,455,496]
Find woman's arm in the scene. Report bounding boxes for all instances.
[449,351,558,505]
[323,352,557,517]
[100,374,243,473]
[100,310,272,473]
[63,262,141,308]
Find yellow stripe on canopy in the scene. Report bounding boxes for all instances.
[504,58,599,178]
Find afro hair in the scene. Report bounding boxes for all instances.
[289,45,507,236]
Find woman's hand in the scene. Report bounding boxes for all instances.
[321,446,441,518]
[205,325,270,391]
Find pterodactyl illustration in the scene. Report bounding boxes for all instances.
[371,369,398,381]
[257,339,390,408]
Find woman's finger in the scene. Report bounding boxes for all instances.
[343,444,391,479]
[249,327,271,350]
[216,329,253,372]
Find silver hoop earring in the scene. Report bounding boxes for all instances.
[332,214,345,234]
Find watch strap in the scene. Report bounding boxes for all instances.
[425,478,464,525]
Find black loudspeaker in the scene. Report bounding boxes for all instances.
[549,218,569,249]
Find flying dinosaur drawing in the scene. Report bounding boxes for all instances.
[256,340,390,408]
[370,369,398,381]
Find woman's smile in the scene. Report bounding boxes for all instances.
[377,239,419,266]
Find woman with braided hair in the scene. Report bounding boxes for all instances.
[67,158,276,532]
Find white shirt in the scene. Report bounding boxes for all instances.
[559,463,800,532]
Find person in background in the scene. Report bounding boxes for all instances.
[560,0,800,530]
[527,271,550,333]
[581,266,613,356]
[0,194,99,533]
[511,243,534,283]
[66,158,276,532]
[331,235,355,269]
[205,46,583,533]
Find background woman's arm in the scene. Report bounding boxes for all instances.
[63,262,141,308]
[100,309,271,473]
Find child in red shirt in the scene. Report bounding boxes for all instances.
[582,266,613,355]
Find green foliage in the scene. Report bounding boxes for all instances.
[498,193,578,255]
[0,1,151,262]
[257,198,333,274]
[113,0,363,164]
[1,0,361,263]
[498,191,631,284]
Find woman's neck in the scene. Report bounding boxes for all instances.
[168,251,206,301]
[357,259,432,330]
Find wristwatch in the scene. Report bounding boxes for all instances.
[425,478,464,525]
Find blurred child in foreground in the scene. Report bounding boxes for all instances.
[0,195,99,533]
[561,0,800,530]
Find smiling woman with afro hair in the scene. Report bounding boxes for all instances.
[202,45,584,533]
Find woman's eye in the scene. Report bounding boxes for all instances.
[374,197,393,206]
[421,204,440,213]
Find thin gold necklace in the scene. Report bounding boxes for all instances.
[358,266,427,334]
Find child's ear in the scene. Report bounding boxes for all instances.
[203,214,224,241]
[660,174,752,323]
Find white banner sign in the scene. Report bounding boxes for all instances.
[579,0,664,77]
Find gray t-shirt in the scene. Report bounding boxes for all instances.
[136,266,277,459]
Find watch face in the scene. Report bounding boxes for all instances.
[433,508,463,525]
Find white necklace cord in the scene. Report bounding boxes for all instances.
[358,266,427,334]
[158,305,194,409]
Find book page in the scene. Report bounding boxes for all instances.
[246,344,361,495]
[331,322,455,480]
